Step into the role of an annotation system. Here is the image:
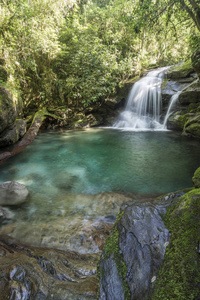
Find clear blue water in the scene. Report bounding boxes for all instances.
[0,128,200,252]
[0,128,200,195]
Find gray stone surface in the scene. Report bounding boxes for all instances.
[99,200,170,300]
[0,181,29,206]
[0,119,26,147]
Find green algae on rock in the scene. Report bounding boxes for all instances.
[167,61,194,80]
[193,167,200,188]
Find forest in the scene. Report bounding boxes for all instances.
[1,1,200,300]
[1,0,200,114]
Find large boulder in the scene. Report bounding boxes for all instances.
[98,197,174,300]
[0,181,29,206]
[0,119,26,147]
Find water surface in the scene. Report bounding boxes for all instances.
[0,128,200,252]
[1,128,200,195]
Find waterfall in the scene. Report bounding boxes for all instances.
[162,91,182,129]
[161,78,199,129]
[113,67,168,130]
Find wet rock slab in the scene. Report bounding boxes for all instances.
[0,235,98,300]
[98,194,182,300]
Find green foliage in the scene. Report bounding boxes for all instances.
[152,188,200,299]
[0,0,197,112]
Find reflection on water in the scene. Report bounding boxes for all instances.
[0,128,200,252]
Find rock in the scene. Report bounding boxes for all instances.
[0,207,14,223]
[182,113,200,138]
[0,181,29,206]
[167,111,188,131]
[0,119,26,147]
[179,82,200,105]
[98,199,170,300]
[192,167,200,188]
[0,235,98,300]
[167,61,194,79]
[0,87,17,134]
[86,113,103,127]
[0,192,132,254]
[152,188,200,299]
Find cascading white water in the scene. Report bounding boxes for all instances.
[162,91,182,129]
[113,67,168,130]
[161,78,199,129]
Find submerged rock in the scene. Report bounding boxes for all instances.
[0,235,98,300]
[0,192,133,254]
[0,207,15,223]
[0,181,29,206]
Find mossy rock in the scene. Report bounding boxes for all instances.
[167,111,189,131]
[152,188,200,300]
[183,123,200,139]
[167,61,194,79]
[179,82,200,105]
[183,114,200,138]
[0,119,26,147]
[192,167,200,188]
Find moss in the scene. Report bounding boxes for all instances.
[193,167,200,188]
[176,114,188,128]
[173,60,193,72]
[184,123,200,138]
[100,210,131,299]
[152,188,200,300]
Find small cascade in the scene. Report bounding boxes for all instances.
[113,67,168,130]
[161,78,199,129]
[162,91,182,129]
